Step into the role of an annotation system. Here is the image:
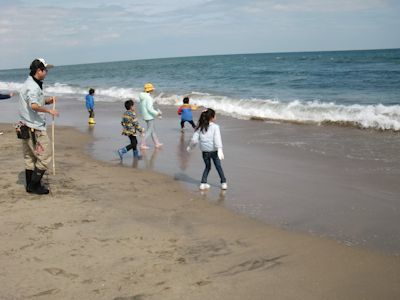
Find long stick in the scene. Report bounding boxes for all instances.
[52,99,56,175]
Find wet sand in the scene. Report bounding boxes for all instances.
[1,96,400,255]
[62,99,400,254]
[1,123,400,299]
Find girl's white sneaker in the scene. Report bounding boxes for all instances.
[221,183,228,190]
[199,183,210,190]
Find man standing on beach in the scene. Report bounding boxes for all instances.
[18,58,59,195]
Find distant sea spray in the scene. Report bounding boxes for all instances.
[1,49,399,131]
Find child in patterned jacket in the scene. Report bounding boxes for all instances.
[117,99,144,160]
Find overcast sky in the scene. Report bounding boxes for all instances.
[0,0,399,69]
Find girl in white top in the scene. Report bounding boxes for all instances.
[187,108,227,190]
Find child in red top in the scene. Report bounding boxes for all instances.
[178,97,197,132]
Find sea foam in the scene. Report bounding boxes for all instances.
[158,92,400,131]
[1,81,399,131]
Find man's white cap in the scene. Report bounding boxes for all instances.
[36,58,54,69]
[29,58,54,74]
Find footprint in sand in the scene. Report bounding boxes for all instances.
[29,288,60,298]
[37,223,64,234]
[214,255,286,277]
[194,280,212,286]
[183,239,231,262]
[113,294,147,300]
[44,268,79,279]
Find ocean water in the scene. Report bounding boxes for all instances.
[1,49,400,130]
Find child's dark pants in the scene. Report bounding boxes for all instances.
[181,120,196,129]
[125,135,138,151]
[201,151,226,184]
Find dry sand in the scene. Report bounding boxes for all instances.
[1,123,400,300]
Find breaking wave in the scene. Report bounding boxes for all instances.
[1,81,399,131]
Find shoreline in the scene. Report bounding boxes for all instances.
[1,95,400,255]
[1,123,400,299]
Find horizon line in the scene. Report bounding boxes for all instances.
[1,47,399,71]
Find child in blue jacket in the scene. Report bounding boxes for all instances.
[85,88,95,124]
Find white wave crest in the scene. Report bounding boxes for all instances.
[0,81,23,90]
[155,93,400,131]
[46,83,142,102]
[1,81,142,102]
[2,81,399,130]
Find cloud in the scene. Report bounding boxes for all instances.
[92,33,121,43]
[0,0,398,69]
[239,0,390,13]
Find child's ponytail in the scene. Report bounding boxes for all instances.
[196,108,216,133]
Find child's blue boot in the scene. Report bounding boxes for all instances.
[117,147,127,160]
[133,150,142,160]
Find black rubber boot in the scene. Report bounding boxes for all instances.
[25,169,33,192]
[27,168,49,195]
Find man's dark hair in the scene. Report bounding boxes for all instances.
[89,88,95,95]
[29,59,46,76]
[183,97,190,104]
[125,99,134,110]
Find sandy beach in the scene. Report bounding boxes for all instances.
[1,0,400,298]
[1,120,400,299]
[9,96,397,254]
